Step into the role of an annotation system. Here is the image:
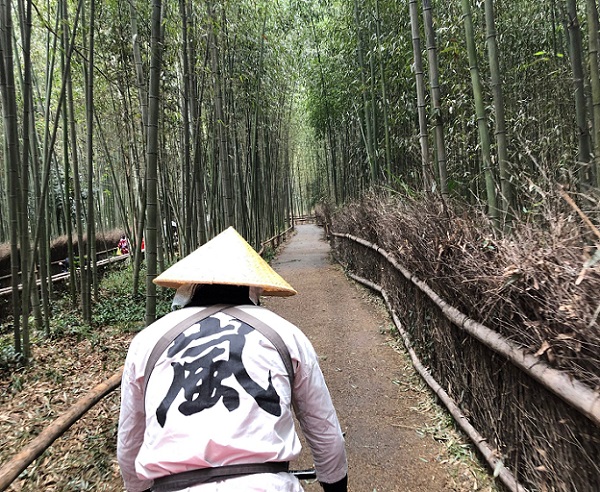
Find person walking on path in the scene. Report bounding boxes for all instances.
[117,226,348,492]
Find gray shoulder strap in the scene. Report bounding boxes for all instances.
[223,306,295,389]
[143,304,231,395]
[142,305,295,402]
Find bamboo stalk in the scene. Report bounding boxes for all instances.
[341,268,528,492]
[332,232,600,426]
[0,369,123,492]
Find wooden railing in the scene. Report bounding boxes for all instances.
[292,215,315,224]
[0,249,128,297]
[258,225,294,256]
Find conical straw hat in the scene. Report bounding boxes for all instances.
[153,226,297,297]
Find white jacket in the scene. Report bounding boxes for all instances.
[117,305,347,492]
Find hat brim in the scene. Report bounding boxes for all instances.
[153,227,297,297]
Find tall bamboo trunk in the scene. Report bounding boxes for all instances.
[251,13,268,246]
[60,1,76,303]
[17,0,33,348]
[0,0,24,356]
[422,0,448,200]
[144,0,163,326]
[369,30,379,186]
[409,0,432,191]
[566,0,592,189]
[586,0,600,187]
[193,43,210,247]
[461,0,498,224]
[353,0,376,184]
[130,0,149,295]
[29,119,46,327]
[375,0,391,183]
[35,0,62,334]
[65,2,87,318]
[85,0,97,313]
[179,0,192,256]
[485,0,512,222]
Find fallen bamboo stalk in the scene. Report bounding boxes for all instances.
[0,368,123,492]
[332,232,600,426]
[558,186,600,242]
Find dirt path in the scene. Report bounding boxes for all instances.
[264,224,493,492]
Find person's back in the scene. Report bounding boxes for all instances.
[117,227,348,492]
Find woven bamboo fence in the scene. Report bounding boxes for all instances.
[323,195,600,492]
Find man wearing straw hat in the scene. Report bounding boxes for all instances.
[117,227,348,492]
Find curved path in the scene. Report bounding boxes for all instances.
[264,224,484,492]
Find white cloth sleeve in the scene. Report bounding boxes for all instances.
[117,349,153,492]
[292,357,348,484]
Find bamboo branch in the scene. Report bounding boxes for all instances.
[558,186,600,242]
[0,369,123,492]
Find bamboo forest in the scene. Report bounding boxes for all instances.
[1,0,600,490]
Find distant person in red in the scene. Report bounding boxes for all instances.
[118,235,130,255]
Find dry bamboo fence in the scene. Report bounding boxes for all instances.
[331,230,600,492]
